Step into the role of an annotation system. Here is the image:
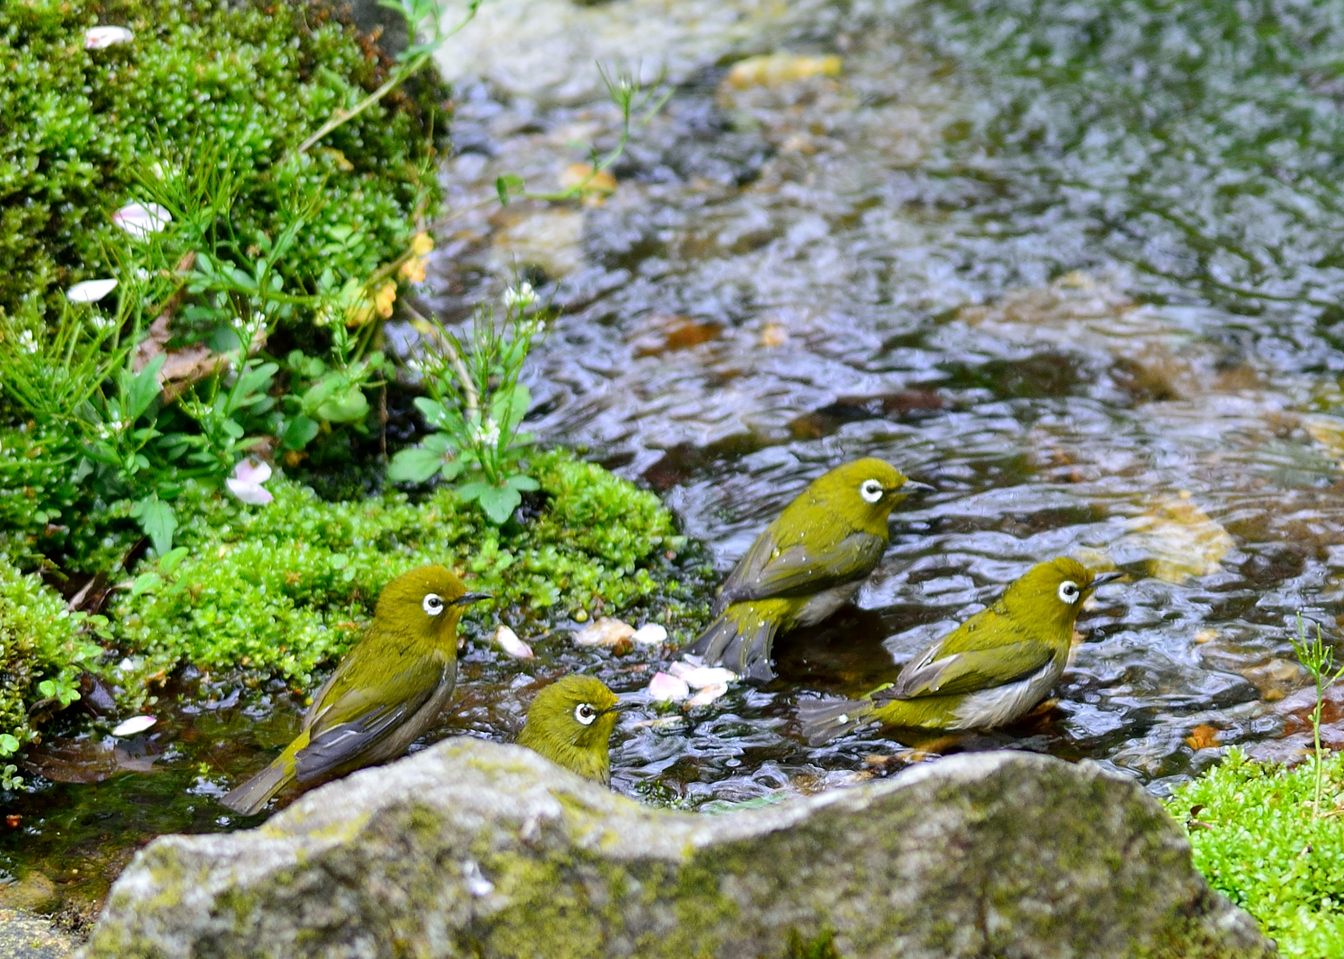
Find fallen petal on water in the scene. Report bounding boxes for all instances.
[686,682,729,707]
[668,662,737,689]
[630,623,668,646]
[493,625,534,659]
[110,715,156,737]
[647,671,690,703]
[573,617,635,647]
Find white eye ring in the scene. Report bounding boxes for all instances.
[1058,581,1081,604]
[859,478,885,504]
[574,703,598,725]
[422,593,445,616]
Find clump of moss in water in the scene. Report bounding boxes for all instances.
[1166,747,1344,959]
[111,447,711,690]
[0,560,107,788]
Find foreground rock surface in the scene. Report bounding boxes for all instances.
[82,741,1274,959]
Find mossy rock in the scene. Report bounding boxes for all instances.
[82,745,1274,958]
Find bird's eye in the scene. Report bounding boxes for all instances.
[422,593,445,615]
[574,703,598,725]
[1057,581,1081,604]
[859,478,885,504]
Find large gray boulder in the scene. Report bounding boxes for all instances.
[81,740,1273,959]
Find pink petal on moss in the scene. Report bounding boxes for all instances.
[84,26,133,49]
[112,202,171,238]
[66,278,118,303]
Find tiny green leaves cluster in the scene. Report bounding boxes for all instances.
[1167,748,1344,959]
[0,557,107,788]
[110,448,690,688]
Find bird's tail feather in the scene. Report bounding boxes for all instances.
[798,696,875,746]
[221,751,293,816]
[690,607,780,681]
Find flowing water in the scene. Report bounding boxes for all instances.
[8,0,1344,920]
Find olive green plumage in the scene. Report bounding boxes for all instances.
[800,558,1121,743]
[516,675,623,785]
[222,565,486,815]
[691,457,925,681]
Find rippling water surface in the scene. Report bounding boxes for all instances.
[8,0,1344,917]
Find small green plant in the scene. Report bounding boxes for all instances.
[494,65,671,206]
[1290,615,1344,814]
[389,285,547,523]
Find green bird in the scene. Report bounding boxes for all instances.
[516,675,625,785]
[799,557,1121,743]
[222,564,487,815]
[691,457,926,681]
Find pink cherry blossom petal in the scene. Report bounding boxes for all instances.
[111,715,156,736]
[112,202,171,238]
[493,625,534,660]
[630,623,668,646]
[230,456,272,486]
[573,617,635,647]
[686,682,730,708]
[647,671,690,703]
[226,479,273,506]
[84,26,133,49]
[66,278,119,303]
[672,664,738,689]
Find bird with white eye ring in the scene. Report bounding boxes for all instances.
[517,675,626,786]
[800,557,1122,743]
[222,564,488,815]
[691,457,932,681]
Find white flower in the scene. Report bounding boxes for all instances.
[15,329,38,354]
[503,282,536,310]
[84,25,133,49]
[66,278,119,304]
[98,417,125,439]
[112,202,171,238]
[474,418,501,448]
[226,456,273,506]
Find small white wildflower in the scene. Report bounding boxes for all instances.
[502,282,536,311]
[16,329,38,354]
[88,312,115,332]
[474,418,501,448]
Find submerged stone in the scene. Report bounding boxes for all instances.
[81,741,1272,958]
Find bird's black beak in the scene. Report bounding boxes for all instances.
[602,701,633,716]
[1086,571,1124,592]
[900,480,935,496]
[452,592,492,607]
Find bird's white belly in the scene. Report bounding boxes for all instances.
[951,657,1066,729]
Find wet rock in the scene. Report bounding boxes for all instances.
[82,740,1272,959]
[0,874,58,916]
[0,908,77,959]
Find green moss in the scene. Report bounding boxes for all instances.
[782,927,843,959]
[0,0,439,320]
[108,448,707,687]
[0,556,106,784]
[1166,747,1344,959]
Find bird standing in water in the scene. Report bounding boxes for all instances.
[222,564,487,815]
[517,674,625,785]
[800,557,1120,743]
[692,458,927,681]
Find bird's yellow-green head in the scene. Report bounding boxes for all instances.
[373,564,486,650]
[1000,557,1117,633]
[795,457,920,536]
[517,675,623,785]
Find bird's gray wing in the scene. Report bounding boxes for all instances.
[719,529,886,606]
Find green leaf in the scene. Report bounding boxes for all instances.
[505,473,540,492]
[159,546,190,574]
[315,384,369,423]
[130,495,177,555]
[475,484,522,524]
[235,361,278,401]
[0,734,20,756]
[281,414,320,451]
[130,572,163,599]
[388,446,447,484]
[496,173,525,205]
[124,354,165,421]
